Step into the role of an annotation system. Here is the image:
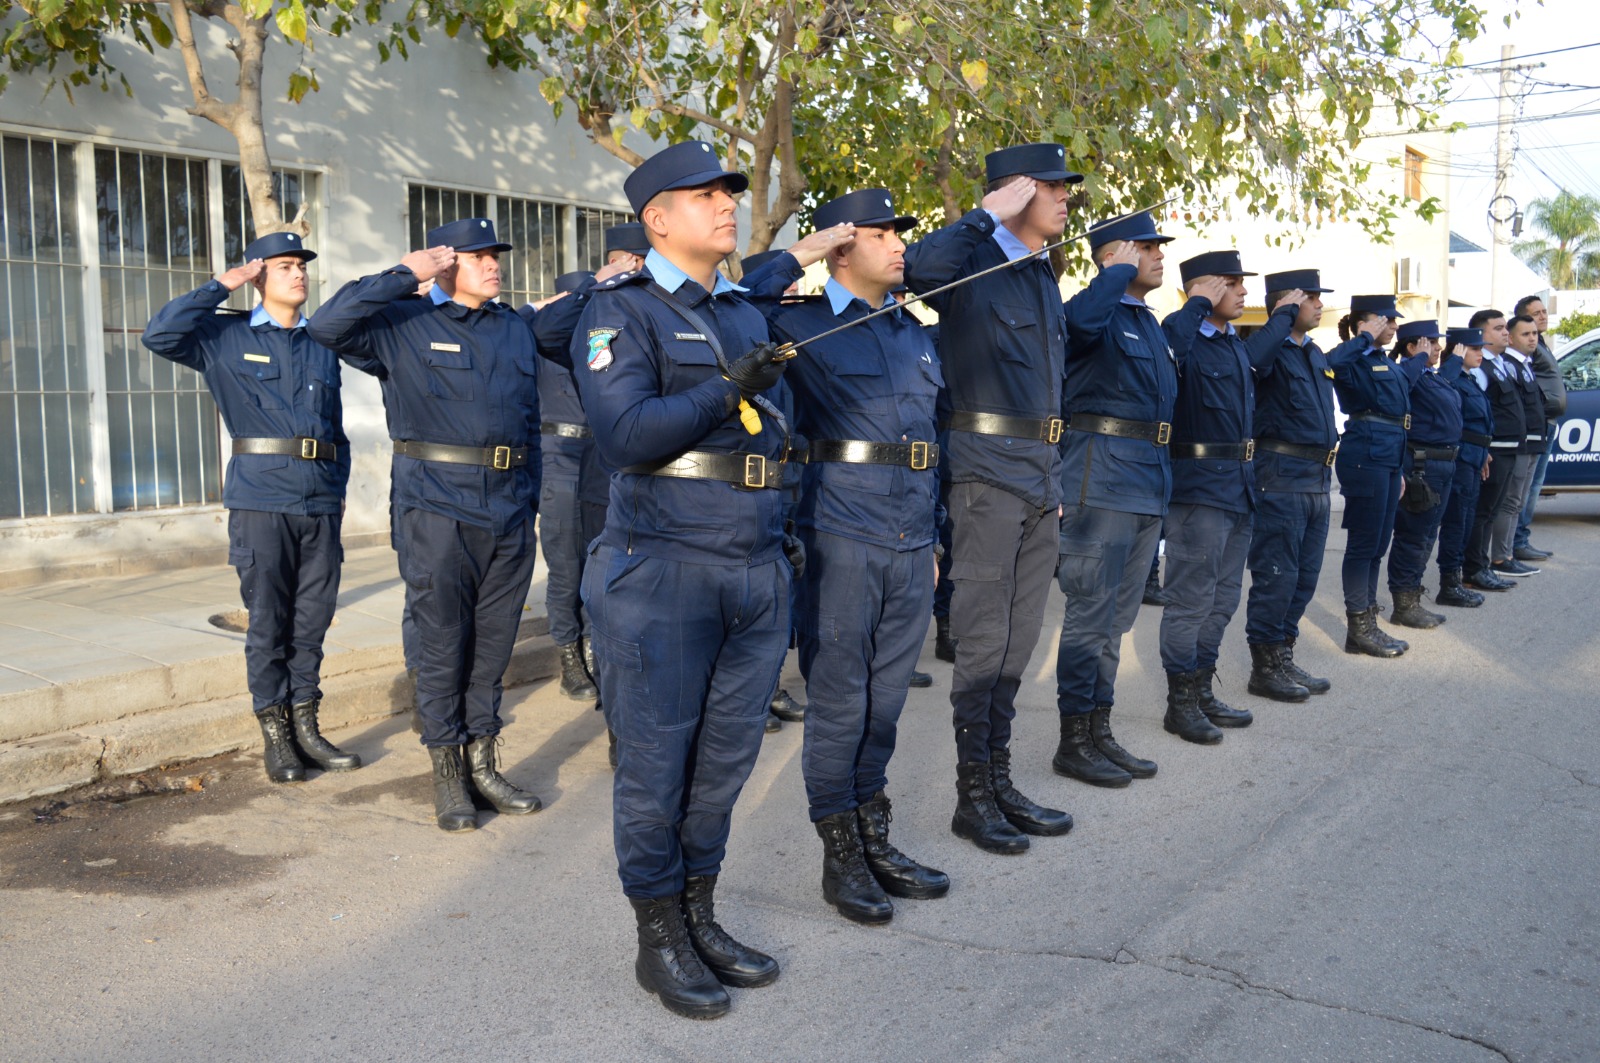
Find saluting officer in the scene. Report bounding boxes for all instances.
[1242,272,1337,702]
[308,218,544,832]
[901,142,1076,856]
[143,232,363,785]
[1052,211,1177,784]
[1156,250,1265,745]
[1385,319,1462,630]
[1434,327,1493,608]
[573,142,795,1020]
[604,222,650,269]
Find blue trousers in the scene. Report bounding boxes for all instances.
[797,531,932,822]
[1158,503,1251,674]
[1386,456,1455,591]
[539,477,608,647]
[585,544,791,899]
[1514,432,1555,550]
[397,507,537,748]
[1245,490,1330,645]
[1337,458,1402,612]
[932,479,955,621]
[229,509,343,712]
[1436,458,1484,575]
[1055,504,1162,715]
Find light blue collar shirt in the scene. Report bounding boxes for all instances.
[825,277,895,317]
[646,248,745,296]
[989,219,1036,262]
[250,304,308,329]
[1199,319,1238,338]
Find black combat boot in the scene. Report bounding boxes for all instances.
[557,642,598,701]
[1367,606,1409,653]
[1390,586,1446,629]
[1143,564,1168,606]
[856,790,950,898]
[683,874,780,987]
[256,704,306,784]
[769,687,805,722]
[989,747,1074,835]
[289,697,362,772]
[1052,712,1133,788]
[1247,642,1311,702]
[1196,666,1253,727]
[1435,569,1483,608]
[1163,671,1224,744]
[951,761,1029,854]
[934,615,956,662]
[1345,608,1403,658]
[815,810,894,923]
[1280,637,1330,694]
[464,735,542,814]
[428,745,477,832]
[908,670,933,688]
[630,895,730,1019]
[1089,705,1158,778]
[406,666,423,735]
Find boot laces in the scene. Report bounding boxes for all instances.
[650,908,710,980]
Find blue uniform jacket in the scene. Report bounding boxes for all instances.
[307,267,542,535]
[519,285,610,506]
[740,252,806,301]
[1331,336,1410,470]
[1396,353,1463,451]
[764,281,943,550]
[1060,264,1177,516]
[1247,305,1340,493]
[1438,353,1493,469]
[142,280,357,515]
[571,257,789,566]
[903,209,1064,509]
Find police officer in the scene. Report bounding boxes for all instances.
[1156,250,1265,744]
[573,142,793,1020]
[1052,211,1177,782]
[1385,319,1462,630]
[142,232,364,785]
[604,222,650,269]
[308,218,544,832]
[1434,327,1493,608]
[902,143,1076,854]
[1243,272,1338,701]
[1463,309,1531,591]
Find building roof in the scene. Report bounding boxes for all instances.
[1450,231,1487,254]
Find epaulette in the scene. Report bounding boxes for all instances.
[594,270,645,292]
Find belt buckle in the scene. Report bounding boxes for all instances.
[299,437,318,460]
[492,445,512,470]
[909,441,930,471]
[1155,422,1172,446]
[1403,414,1412,431]
[1324,447,1337,467]
[743,454,768,488]
[1244,439,1256,461]
[1047,418,1063,444]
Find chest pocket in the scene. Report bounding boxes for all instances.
[661,338,720,390]
[1195,364,1236,410]
[234,357,286,411]
[309,351,340,421]
[1115,331,1157,394]
[830,352,893,415]
[425,348,475,402]
[990,301,1038,363]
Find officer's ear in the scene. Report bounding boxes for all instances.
[641,195,673,242]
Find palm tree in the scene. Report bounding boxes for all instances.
[1513,190,1600,289]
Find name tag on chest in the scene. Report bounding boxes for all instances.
[673,332,708,342]
[1370,364,1390,372]
[430,342,461,352]
[243,353,270,364]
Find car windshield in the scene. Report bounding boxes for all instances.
[1559,337,1600,391]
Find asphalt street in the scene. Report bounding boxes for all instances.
[2,495,1596,1063]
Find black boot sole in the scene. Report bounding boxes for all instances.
[872,874,951,900]
[635,960,731,1019]
[1163,721,1224,744]
[435,815,477,832]
[1343,639,1403,658]
[1100,757,1157,780]
[302,755,362,772]
[698,956,781,989]
[823,890,894,924]
[1246,681,1310,703]
[1000,811,1074,837]
[1050,759,1133,788]
[1390,617,1444,629]
[1202,714,1253,728]
[265,769,307,784]
[950,816,1030,854]
[560,685,599,702]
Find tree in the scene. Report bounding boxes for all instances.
[1514,190,1600,290]
[1548,309,1600,344]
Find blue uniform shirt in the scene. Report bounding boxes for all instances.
[1247,304,1339,493]
[1395,353,1463,450]
[1439,353,1494,469]
[307,267,542,535]
[572,250,789,566]
[1330,335,1410,469]
[1059,265,1177,516]
[904,208,1064,509]
[142,279,356,516]
[764,278,943,550]
[520,284,609,505]
[1161,295,1266,514]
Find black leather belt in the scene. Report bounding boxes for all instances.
[947,411,1064,443]
[394,440,529,470]
[805,439,939,470]
[541,421,593,440]
[232,436,339,461]
[1349,411,1412,430]
[622,450,787,489]
[1460,431,1492,448]
[1411,446,1458,463]
[1068,412,1172,445]
[1257,438,1337,467]
[1170,440,1254,461]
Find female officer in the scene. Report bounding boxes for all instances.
[1330,295,1411,658]
[1384,320,1463,629]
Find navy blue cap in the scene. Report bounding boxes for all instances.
[740,249,785,274]
[625,141,749,216]
[604,222,649,256]
[244,231,315,263]
[1262,268,1333,294]
[1087,211,1174,251]
[555,270,595,294]
[1446,327,1484,348]
[426,217,513,253]
[985,143,1084,184]
[1350,294,1403,319]
[1179,250,1255,284]
[814,188,917,233]
[1395,319,1443,342]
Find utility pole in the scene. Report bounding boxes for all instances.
[1489,44,1515,311]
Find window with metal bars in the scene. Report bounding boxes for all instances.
[575,205,633,271]
[222,164,321,311]
[406,183,570,307]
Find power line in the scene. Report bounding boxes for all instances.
[1456,41,1600,68]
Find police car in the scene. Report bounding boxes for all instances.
[1548,327,1600,491]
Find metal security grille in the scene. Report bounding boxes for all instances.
[575,206,633,270]
[222,164,321,311]
[407,185,489,251]
[0,134,92,519]
[95,146,221,512]
[498,196,564,305]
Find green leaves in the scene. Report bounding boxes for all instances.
[275,2,309,44]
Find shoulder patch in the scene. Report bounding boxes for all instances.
[587,327,621,371]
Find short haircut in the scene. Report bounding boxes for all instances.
[1509,313,1536,329]
[1467,309,1504,329]
[1513,295,1544,317]
[985,173,1027,195]
[1265,289,1292,311]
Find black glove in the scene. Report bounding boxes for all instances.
[783,531,806,578]
[724,342,787,397]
